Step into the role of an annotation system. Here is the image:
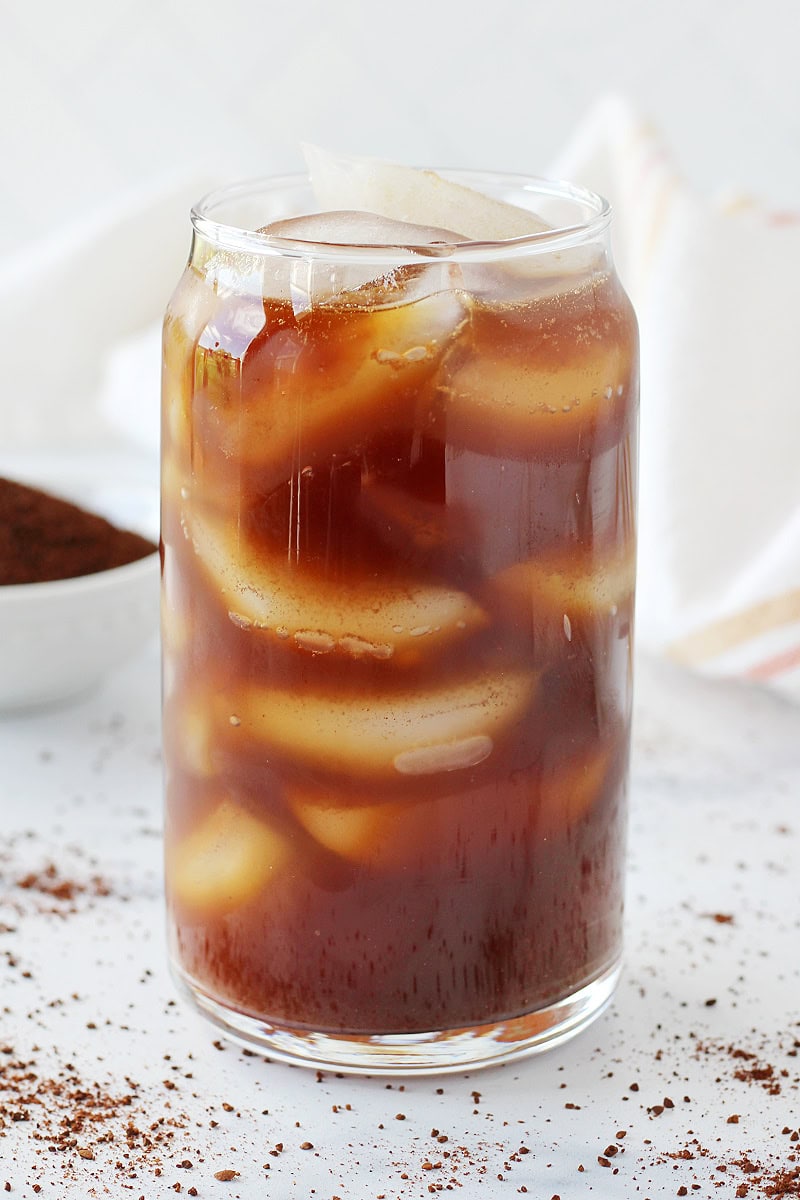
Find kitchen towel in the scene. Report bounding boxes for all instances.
[553,96,800,700]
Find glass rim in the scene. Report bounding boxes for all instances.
[190,170,612,265]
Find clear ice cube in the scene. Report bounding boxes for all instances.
[303,146,552,240]
[260,209,466,251]
[260,210,467,314]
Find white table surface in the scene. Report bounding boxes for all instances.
[1,644,798,1199]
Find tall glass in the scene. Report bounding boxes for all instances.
[161,172,638,1073]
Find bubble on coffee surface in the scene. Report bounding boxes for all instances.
[393,735,494,776]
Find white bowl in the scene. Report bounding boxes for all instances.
[0,551,160,712]
[0,449,161,713]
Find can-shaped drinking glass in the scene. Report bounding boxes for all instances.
[161,171,639,1073]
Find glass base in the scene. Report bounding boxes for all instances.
[172,958,621,1076]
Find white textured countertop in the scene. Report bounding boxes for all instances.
[1,644,798,1199]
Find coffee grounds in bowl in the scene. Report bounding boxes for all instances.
[0,477,156,586]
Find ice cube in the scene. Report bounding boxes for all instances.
[290,787,440,870]
[168,799,291,915]
[190,283,470,485]
[261,212,466,316]
[261,209,466,250]
[290,791,402,861]
[358,482,456,559]
[488,544,636,634]
[304,146,551,240]
[162,267,218,455]
[188,510,488,663]
[164,690,216,777]
[161,551,192,661]
[535,745,613,837]
[290,781,512,874]
[443,343,635,462]
[226,667,537,780]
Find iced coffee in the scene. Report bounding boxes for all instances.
[161,166,638,1072]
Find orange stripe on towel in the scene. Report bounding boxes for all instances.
[668,590,800,665]
[746,641,800,681]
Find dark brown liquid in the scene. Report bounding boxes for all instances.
[161,262,638,1033]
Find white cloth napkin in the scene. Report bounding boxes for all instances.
[0,171,211,453]
[552,97,800,701]
[3,111,798,699]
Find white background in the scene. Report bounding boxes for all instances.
[2,0,798,263]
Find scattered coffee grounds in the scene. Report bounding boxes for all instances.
[0,477,156,585]
[0,1048,190,1185]
[1,841,115,919]
[621,1031,800,1198]
[15,862,111,905]
[729,1157,800,1197]
[693,1038,795,1097]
